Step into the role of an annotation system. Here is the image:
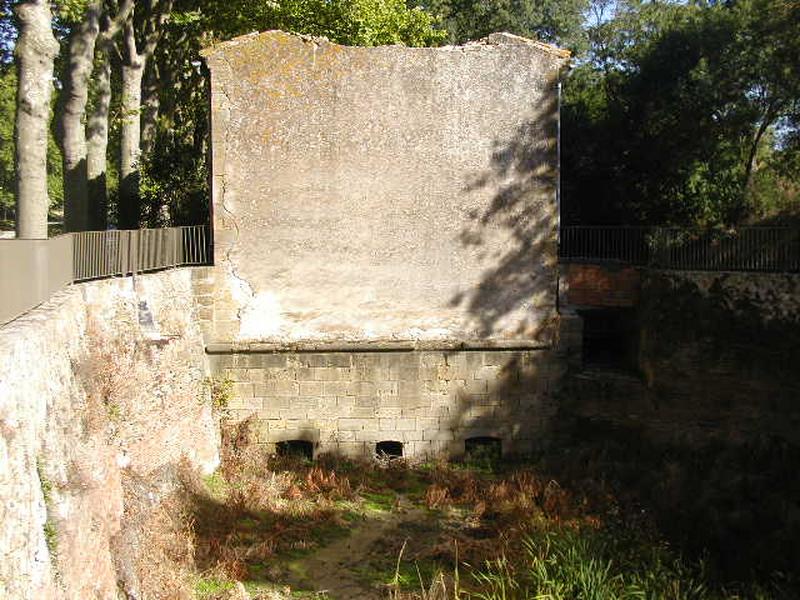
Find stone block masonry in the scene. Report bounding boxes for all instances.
[0,270,219,599]
[209,347,569,458]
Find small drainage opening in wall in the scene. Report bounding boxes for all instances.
[376,440,403,459]
[464,437,502,462]
[275,440,314,461]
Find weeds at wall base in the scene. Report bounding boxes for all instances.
[36,457,60,580]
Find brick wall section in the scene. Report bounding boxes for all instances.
[562,263,640,307]
[209,348,569,458]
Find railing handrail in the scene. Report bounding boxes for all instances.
[561,225,799,231]
[1,225,212,326]
[559,225,800,273]
[72,225,211,281]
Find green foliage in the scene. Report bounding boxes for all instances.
[204,375,234,413]
[200,0,445,47]
[36,458,53,504]
[0,64,14,224]
[42,520,59,561]
[36,458,59,563]
[194,576,236,598]
[562,0,800,226]
[54,0,90,25]
[412,0,589,49]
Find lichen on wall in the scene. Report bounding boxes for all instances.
[202,31,568,346]
[0,270,219,599]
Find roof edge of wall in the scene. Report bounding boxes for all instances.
[200,29,570,64]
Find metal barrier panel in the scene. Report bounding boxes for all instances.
[560,226,800,273]
[0,235,74,325]
[1,225,211,325]
[72,225,211,281]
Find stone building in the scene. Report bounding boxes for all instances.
[199,30,573,458]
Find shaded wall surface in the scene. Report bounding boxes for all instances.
[202,31,567,345]
[561,269,800,444]
[0,270,219,599]
[555,269,800,579]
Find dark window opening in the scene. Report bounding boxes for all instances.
[376,440,403,459]
[276,440,314,460]
[579,308,638,371]
[464,437,502,461]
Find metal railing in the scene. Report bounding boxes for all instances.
[1,225,212,325]
[560,226,800,273]
[73,226,211,281]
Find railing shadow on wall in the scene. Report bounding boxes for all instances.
[560,226,800,273]
[0,225,212,326]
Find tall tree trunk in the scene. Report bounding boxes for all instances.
[59,1,101,232]
[87,42,111,230]
[86,0,135,230]
[118,16,144,229]
[117,0,172,229]
[742,101,777,205]
[14,0,59,239]
[141,59,160,158]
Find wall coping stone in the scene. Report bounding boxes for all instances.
[205,339,553,354]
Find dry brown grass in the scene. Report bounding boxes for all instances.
[159,421,621,598]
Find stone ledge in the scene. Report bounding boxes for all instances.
[205,339,553,354]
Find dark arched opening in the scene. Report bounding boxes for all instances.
[464,436,502,461]
[276,440,314,460]
[376,440,403,459]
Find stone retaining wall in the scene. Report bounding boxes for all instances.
[0,269,219,600]
[209,340,578,458]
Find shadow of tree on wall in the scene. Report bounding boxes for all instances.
[450,89,560,341]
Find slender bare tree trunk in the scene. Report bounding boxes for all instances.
[14,0,59,239]
[117,0,172,229]
[141,59,160,158]
[86,0,135,230]
[87,43,111,230]
[742,101,777,206]
[118,15,144,229]
[59,1,101,232]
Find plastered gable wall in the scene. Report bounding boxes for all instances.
[202,31,568,345]
[201,31,572,458]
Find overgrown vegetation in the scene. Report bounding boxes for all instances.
[139,418,794,599]
[204,375,234,414]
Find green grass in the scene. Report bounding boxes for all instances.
[461,524,777,600]
[202,470,229,501]
[194,576,236,598]
[361,490,397,511]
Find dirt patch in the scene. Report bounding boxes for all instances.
[282,498,429,599]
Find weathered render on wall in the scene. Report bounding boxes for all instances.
[0,270,219,599]
[202,31,567,345]
[200,31,571,457]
